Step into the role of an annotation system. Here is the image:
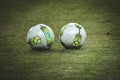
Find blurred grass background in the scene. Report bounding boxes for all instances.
[0,0,120,80]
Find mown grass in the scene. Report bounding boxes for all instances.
[0,0,120,80]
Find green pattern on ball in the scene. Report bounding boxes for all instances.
[41,26,52,47]
[60,24,67,36]
[72,34,82,48]
[47,38,52,45]
[28,36,41,46]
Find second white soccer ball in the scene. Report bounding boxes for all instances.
[60,23,87,49]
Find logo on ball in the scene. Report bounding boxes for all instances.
[28,36,41,46]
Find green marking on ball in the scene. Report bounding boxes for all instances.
[29,38,34,45]
[35,36,40,40]
[41,26,48,32]
[41,26,53,46]
[60,25,67,36]
[29,36,41,46]
[60,29,64,36]
[37,39,41,43]
[75,41,79,45]
[73,43,75,46]
[73,41,79,47]
[72,34,82,48]
[47,38,52,45]
[34,39,37,43]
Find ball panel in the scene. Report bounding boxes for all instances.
[40,25,53,48]
[60,30,76,48]
[40,24,55,42]
[72,34,82,48]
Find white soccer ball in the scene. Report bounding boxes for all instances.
[60,23,87,49]
[27,24,54,49]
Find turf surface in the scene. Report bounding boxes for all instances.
[0,0,120,80]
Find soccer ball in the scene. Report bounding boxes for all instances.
[60,23,87,49]
[27,24,54,49]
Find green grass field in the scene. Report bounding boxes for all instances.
[0,0,120,80]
